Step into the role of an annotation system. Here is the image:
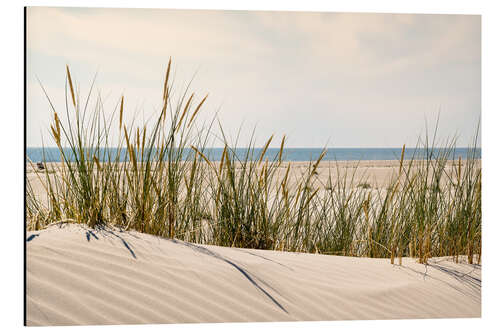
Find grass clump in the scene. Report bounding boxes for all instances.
[27,61,481,265]
[27,60,211,240]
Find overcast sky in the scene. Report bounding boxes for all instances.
[26,7,480,148]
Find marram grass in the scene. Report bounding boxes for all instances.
[26,61,481,265]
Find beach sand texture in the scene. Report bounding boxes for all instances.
[27,159,480,205]
[26,223,481,326]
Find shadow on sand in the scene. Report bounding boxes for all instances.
[172,239,288,314]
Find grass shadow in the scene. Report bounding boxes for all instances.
[173,239,288,313]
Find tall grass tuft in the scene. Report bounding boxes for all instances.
[27,61,481,264]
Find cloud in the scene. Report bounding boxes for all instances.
[26,7,480,147]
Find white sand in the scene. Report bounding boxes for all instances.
[27,160,479,209]
[26,223,481,326]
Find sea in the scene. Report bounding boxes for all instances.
[26,147,481,163]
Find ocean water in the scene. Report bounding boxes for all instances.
[26,147,481,163]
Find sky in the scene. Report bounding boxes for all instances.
[26,7,481,148]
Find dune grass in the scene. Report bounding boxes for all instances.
[26,62,481,265]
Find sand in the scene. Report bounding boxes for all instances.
[26,223,481,326]
[27,159,480,208]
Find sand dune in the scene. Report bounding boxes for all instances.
[26,223,480,326]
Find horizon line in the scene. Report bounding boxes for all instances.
[26,146,481,149]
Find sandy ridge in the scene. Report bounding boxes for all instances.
[26,224,481,326]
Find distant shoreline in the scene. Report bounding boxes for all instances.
[26,147,481,163]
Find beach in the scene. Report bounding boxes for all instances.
[21,8,485,329]
[26,160,481,325]
[26,159,481,197]
[26,223,480,326]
